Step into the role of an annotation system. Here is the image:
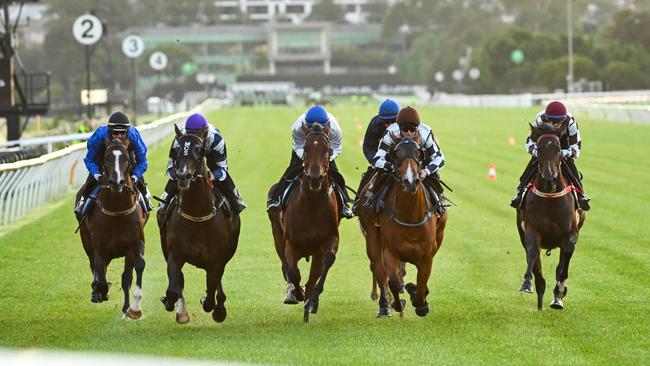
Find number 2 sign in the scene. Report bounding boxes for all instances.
[72,14,103,46]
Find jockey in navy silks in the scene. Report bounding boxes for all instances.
[74,111,152,217]
[157,113,246,216]
[510,100,590,211]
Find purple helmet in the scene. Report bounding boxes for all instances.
[185,113,208,133]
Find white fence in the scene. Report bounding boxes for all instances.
[0,99,222,226]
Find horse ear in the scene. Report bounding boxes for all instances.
[323,124,331,135]
[301,122,311,136]
[529,123,543,140]
[174,124,182,137]
[557,117,570,137]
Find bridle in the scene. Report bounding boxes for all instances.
[390,138,425,180]
[100,142,138,216]
[302,129,331,178]
[532,133,572,198]
[175,133,215,222]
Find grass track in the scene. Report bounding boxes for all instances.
[1,105,649,365]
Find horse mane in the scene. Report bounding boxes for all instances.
[311,123,324,133]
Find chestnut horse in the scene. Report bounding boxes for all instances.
[267,123,340,323]
[516,122,586,310]
[159,126,240,323]
[358,134,447,317]
[77,138,147,319]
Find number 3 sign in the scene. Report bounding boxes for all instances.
[72,14,103,46]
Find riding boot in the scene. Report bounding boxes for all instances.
[511,158,537,208]
[135,180,153,212]
[157,179,177,217]
[81,186,101,217]
[215,174,246,215]
[268,152,303,211]
[510,185,525,208]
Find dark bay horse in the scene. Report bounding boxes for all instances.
[159,126,240,324]
[267,123,341,323]
[77,138,147,319]
[358,133,447,318]
[516,122,586,310]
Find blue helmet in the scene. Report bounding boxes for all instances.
[305,105,329,128]
[378,98,400,120]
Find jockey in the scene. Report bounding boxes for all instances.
[74,111,152,216]
[267,104,353,219]
[361,106,446,215]
[356,98,400,196]
[510,100,590,210]
[158,113,246,216]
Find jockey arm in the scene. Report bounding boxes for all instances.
[362,116,383,164]
[83,126,107,177]
[205,127,228,182]
[165,138,178,179]
[291,116,306,159]
[372,125,398,171]
[525,112,582,159]
[127,128,148,179]
[328,115,342,161]
[421,127,445,176]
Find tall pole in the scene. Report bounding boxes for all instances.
[157,70,162,117]
[86,46,92,120]
[567,0,574,94]
[131,58,137,123]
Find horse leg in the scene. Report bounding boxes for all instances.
[284,243,304,305]
[304,252,323,300]
[383,248,405,315]
[268,209,287,281]
[520,228,540,294]
[303,246,337,323]
[408,257,433,317]
[212,265,228,323]
[202,267,218,313]
[533,255,545,311]
[161,254,182,312]
[120,257,134,316]
[551,234,577,310]
[126,244,145,320]
[93,251,109,302]
[370,263,379,301]
[175,271,189,324]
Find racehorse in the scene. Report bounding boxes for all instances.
[267,123,341,323]
[516,121,586,310]
[358,133,447,317]
[159,125,240,323]
[76,138,147,319]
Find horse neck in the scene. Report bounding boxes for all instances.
[533,166,565,193]
[179,176,214,213]
[389,183,427,221]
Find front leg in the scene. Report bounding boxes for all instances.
[520,227,540,295]
[551,232,578,310]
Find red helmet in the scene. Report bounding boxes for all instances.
[544,101,567,121]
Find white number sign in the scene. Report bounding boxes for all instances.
[149,51,168,71]
[72,14,103,46]
[122,35,145,58]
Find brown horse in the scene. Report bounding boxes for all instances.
[516,121,586,310]
[77,138,147,319]
[358,134,447,317]
[159,126,240,323]
[267,123,340,323]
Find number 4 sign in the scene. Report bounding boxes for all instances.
[72,14,103,46]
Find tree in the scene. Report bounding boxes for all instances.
[603,62,648,90]
[607,9,650,52]
[534,55,600,91]
[308,0,345,23]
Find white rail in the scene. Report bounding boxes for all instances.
[0,99,222,226]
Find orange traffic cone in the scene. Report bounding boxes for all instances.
[488,163,497,180]
[508,135,516,145]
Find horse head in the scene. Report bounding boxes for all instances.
[173,124,207,191]
[530,120,568,191]
[302,123,331,192]
[103,138,132,194]
[390,132,425,194]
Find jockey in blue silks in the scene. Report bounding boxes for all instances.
[157,113,245,216]
[355,98,400,202]
[74,111,152,217]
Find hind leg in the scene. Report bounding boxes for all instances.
[383,248,405,315]
[126,243,145,320]
[120,257,134,315]
[212,265,228,323]
[284,242,304,305]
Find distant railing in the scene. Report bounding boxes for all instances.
[0,99,222,226]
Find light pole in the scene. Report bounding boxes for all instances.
[567,0,574,93]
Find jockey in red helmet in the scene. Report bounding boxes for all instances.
[510,101,590,210]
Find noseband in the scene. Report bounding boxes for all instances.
[176,134,207,181]
[101,143,135,194]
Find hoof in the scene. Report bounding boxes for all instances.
[405,283,416,297]
[91,293,102,303]
[554,285,568,299]
[376,307,391,318]
[550,298,564,310]
[176,311,190,324]
[283,292,299,305]
[392,298,406,312]
[160,296,175,312]
[519,282,533,293]
[303,309,310,323]
[415,303,429,317]
[212,305,227,323]
[126,307,142,320]
[201,296,215,312]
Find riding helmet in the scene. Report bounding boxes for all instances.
[543,101,567,121]
[305,105,330,128]
[107,111,131,132]
[396,106,420,127]
[185,113,209,133]
[378,98,400,120]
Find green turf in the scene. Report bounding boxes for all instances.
[1,105,649,365]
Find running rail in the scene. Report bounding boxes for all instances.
[0,99,222,226]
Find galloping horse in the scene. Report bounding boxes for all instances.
[516,121,586,310]
[267,123,341,323]
[159,126,240,323]
[358,133,447,317]
[76,138,147,319]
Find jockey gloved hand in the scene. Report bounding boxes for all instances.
[531,147,538,158]
[93,173,102,181]
[561,149,573,159]
[131,175,138,183]
[419,169,427,180]
[382,162,393,172]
